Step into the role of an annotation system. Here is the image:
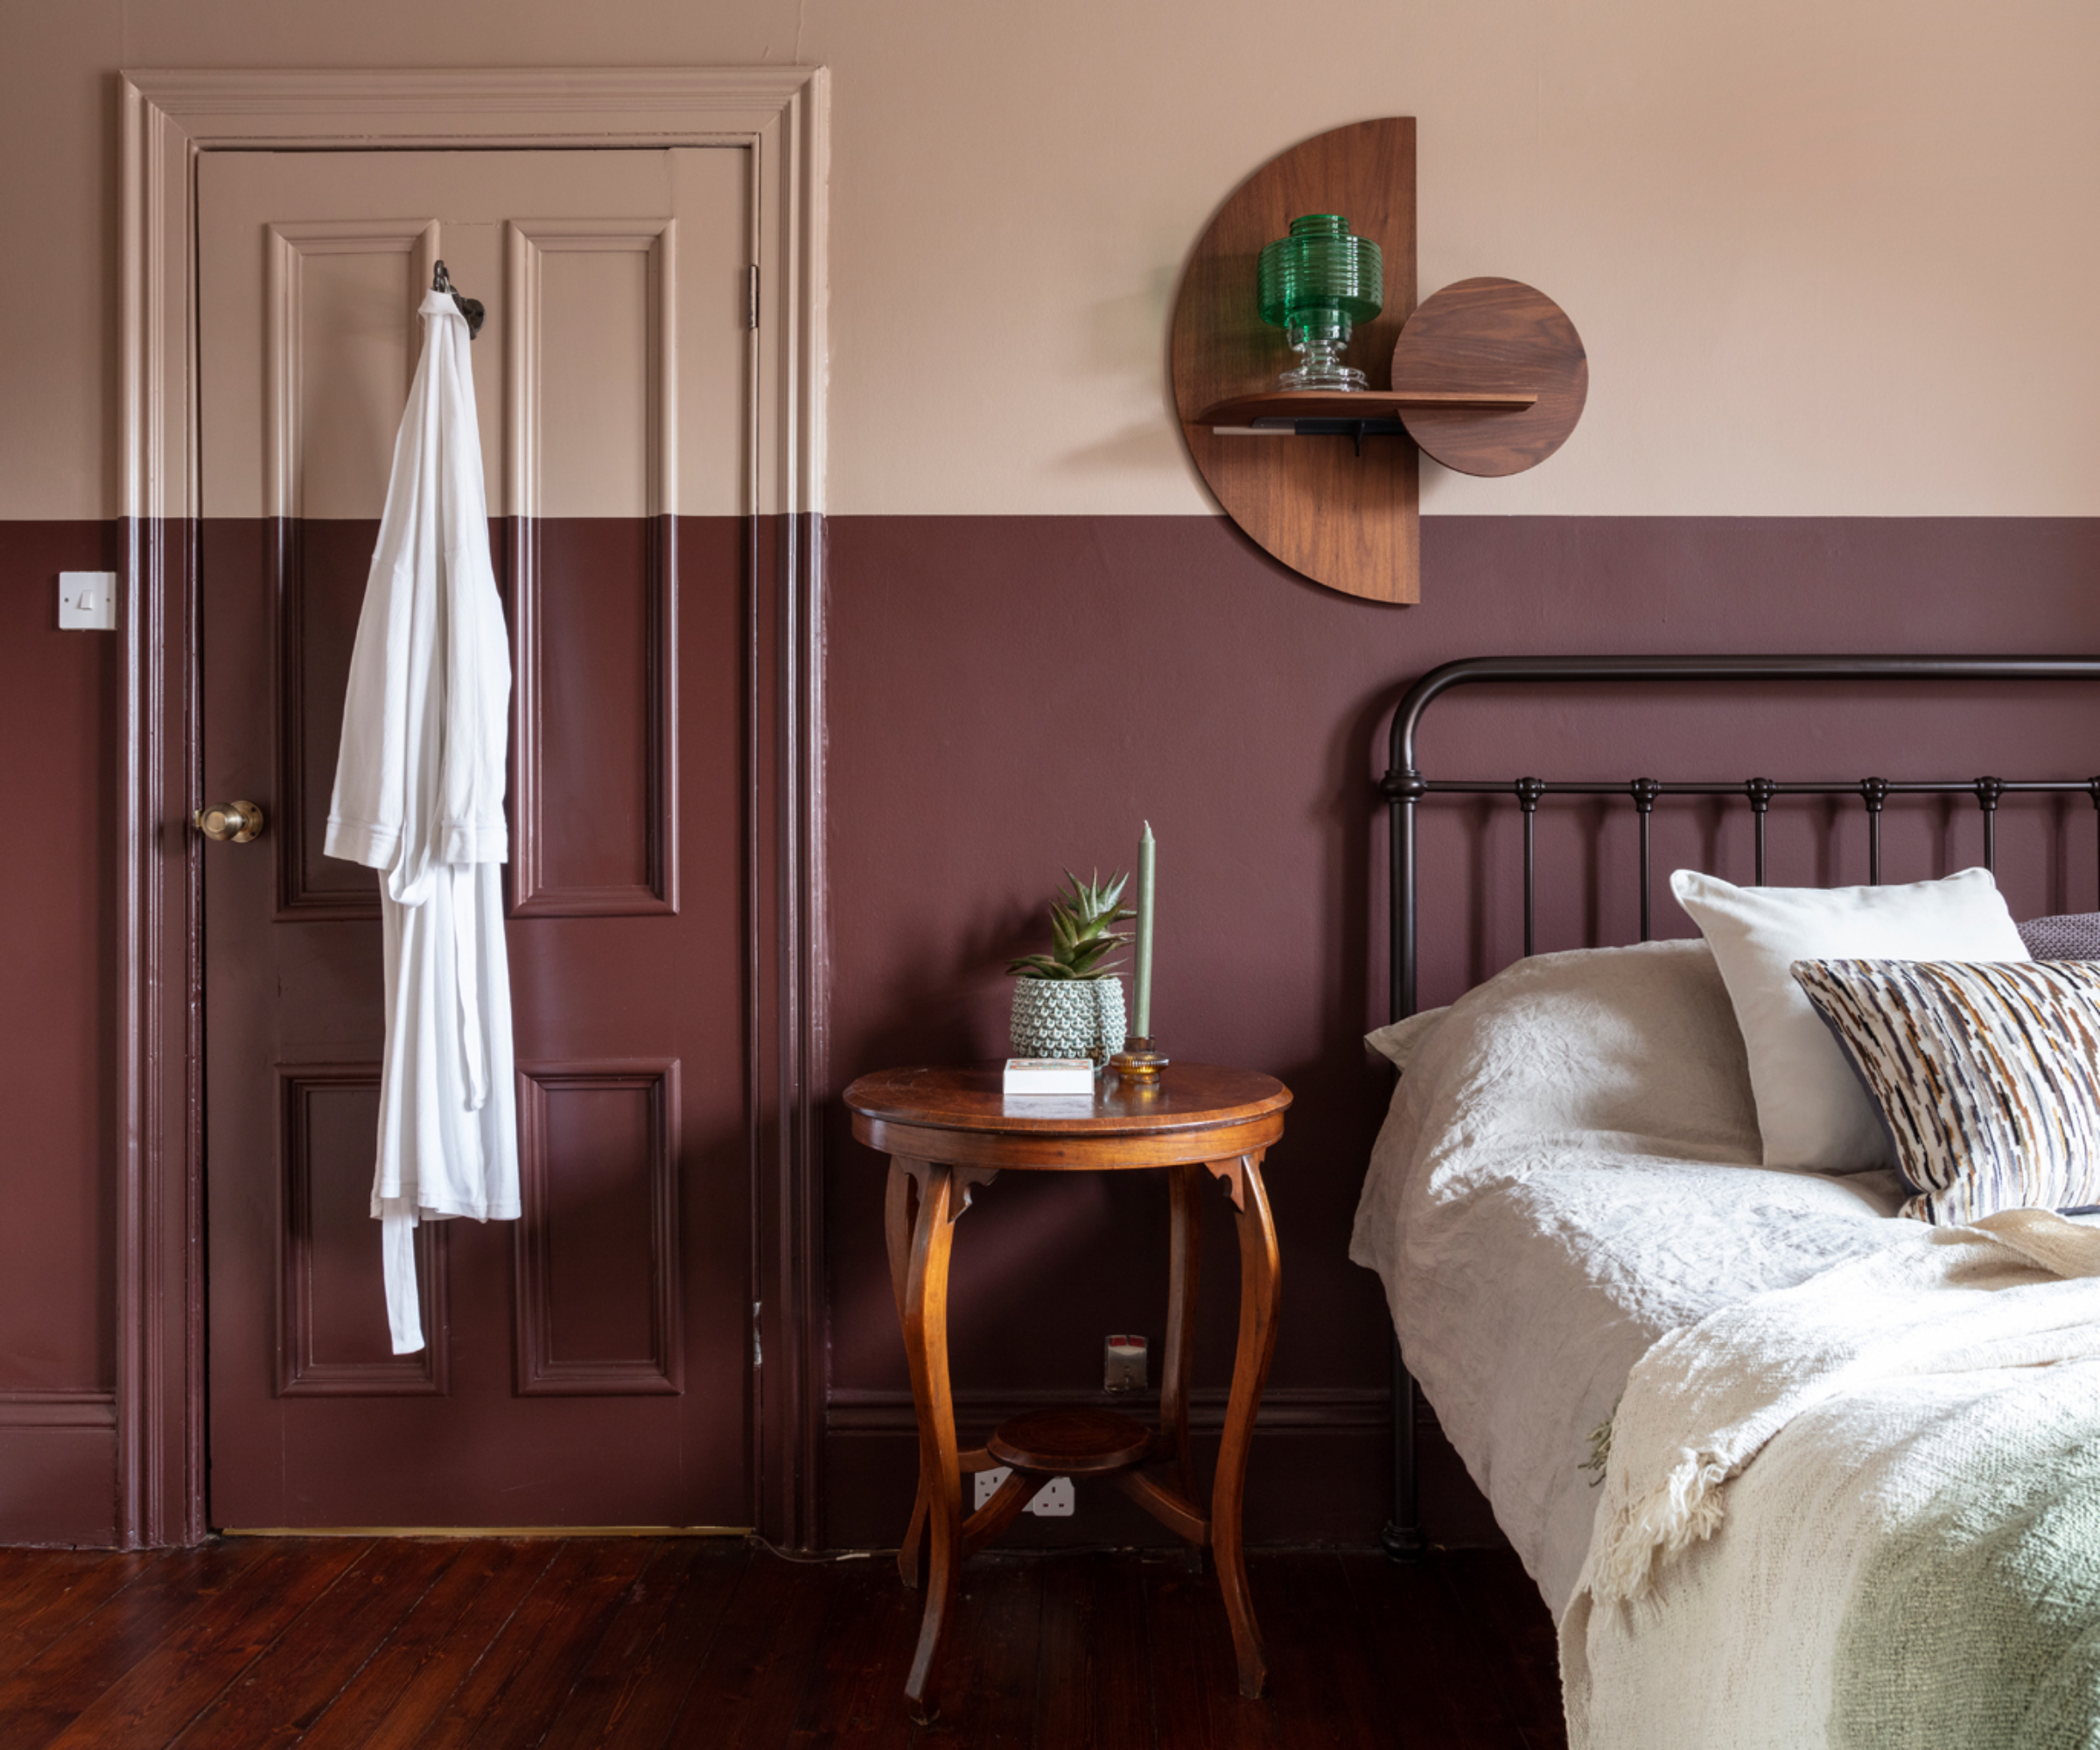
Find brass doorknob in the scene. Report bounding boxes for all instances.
[195,800,267,844]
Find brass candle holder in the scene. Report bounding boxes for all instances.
[1110,1037,1169,1086]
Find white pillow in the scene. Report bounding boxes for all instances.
[1670,867,2029,1172]
[1364,1006,1450,1071]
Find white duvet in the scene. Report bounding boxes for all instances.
[1348,937,1913,1614]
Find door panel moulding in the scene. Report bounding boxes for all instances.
[118,66,830,1549]
[265,220,442,524]
[507,218,681,919]
[514,1060,685,1398]
[265,224,434,924]
[277,1066,448,1399]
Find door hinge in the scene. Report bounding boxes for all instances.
[746,264,760,330]
[752,1300,763,1368]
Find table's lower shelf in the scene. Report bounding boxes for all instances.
[987,1407,1152,1475]
[935,1410,1216,1571]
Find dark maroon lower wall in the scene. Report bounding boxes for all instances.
[820,514,2100,1548]
[0,522,121,1546]
[7,512,2100,1550]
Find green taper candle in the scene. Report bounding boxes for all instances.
[1134,822,1156,1039]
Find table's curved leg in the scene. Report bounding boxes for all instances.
[897,1491,929,1592]
[962,1468,1049,1558]
[1209,1149,1280,1699]
[885,1160,928,1590]
[900,1162,963,1722]
[1161,1161,1202,1511]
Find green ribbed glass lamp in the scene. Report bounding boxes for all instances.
[1256,214,1383,391]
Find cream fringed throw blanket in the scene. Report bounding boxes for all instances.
[1561,1209,2100,1750]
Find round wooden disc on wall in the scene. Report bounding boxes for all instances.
[1170,118,1421,606]
[1390,277,1588,477]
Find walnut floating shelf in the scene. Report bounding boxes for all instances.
[1196,388,1539,430]
[1170,118,1588,606]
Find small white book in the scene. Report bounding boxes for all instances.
[1002,1057,1096,1096]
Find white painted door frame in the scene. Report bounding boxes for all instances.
[116,66,830,1547]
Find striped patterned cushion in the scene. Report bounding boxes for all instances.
[1791,958,2100,1225]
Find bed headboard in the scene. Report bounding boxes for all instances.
[1373,652,2100,1560]
[1382,654,2100,1024]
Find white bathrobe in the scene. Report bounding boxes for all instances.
[326,288,519,1355]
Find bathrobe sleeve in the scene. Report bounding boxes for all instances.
[323,505,417,873]
[434,326,511,868]
[325,310,441,879]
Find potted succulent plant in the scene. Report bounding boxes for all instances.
[1005,871,1135,1062]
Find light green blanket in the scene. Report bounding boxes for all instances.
[1831,1382,2100,1749]
[1564,1210,2100,1750]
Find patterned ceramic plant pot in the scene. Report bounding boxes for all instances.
[1008,976,1128,1062]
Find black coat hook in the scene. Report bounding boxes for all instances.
[430,260,485,340]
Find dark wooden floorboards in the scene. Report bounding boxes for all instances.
[0,1540,1564,1750]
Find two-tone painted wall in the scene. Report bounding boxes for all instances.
[6,0,2100,1544]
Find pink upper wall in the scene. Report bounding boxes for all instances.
[4,0,2100,517]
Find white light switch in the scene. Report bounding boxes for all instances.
[59,572,116,631]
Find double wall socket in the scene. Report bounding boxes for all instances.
[973,1467,1075,1516]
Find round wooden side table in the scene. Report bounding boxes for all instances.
[844,1060,1292,1720]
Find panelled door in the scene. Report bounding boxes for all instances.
[198,149,753,1527]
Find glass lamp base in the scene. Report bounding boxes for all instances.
[1277,361,1368,392]
[1276,315,1368,394]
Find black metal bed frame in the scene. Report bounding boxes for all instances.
[1376,654,2100,1561]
